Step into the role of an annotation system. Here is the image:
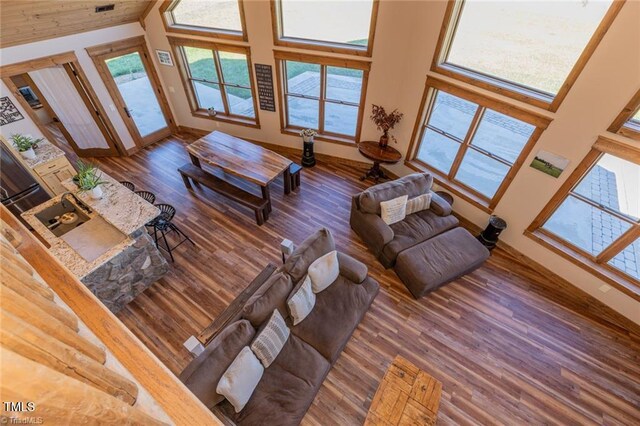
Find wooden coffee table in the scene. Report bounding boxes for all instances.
[358,141,402,183]
[365,355,442,426]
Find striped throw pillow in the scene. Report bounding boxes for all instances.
[406,193,432,215]
[250,309,290,368]
[287,275,316,325]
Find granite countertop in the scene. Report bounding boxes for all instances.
[21,169,160,279]
[22,139,66,169]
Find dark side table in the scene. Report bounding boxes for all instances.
[358,141,402,183]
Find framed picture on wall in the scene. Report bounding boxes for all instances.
[156,50,174,66]
[530,149,570,178]
[0,96,25,126]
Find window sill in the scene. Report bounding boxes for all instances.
[281,127,357,147]
[193,110,259,129]
[433,63,554,112]
[525,229,640,302]
[163,23,247,42]
[274,37,371,57]
[405,160,492,213]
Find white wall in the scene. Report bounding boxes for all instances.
[0,23,146,150]
[143,0,640,324]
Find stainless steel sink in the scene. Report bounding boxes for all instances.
[35,200,92,237]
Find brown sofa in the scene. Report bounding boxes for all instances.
[350,173,459,268]
[350,173,489,298]
[180,228,379,426]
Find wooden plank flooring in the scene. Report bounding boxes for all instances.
[77,133,640,425]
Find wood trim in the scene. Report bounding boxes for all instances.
[0,206,223,425]
[159,0,248,42]
[405,80,434,161]
[139,0,157,29]
[430,0,626,112]
[447,107,483,179]
[167,37,260,128]
[0,52,77,78]
[269,0,379,58]
[86,37,177,148]
[425,76,552,128]
[596,225,640,263]
[607,89,640,134]
[592,135,640,163]
[273,50,372,71]
[525,230,639,301]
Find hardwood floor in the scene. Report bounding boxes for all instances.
[86,133,640,425]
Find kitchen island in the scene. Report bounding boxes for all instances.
[22,169,168,312]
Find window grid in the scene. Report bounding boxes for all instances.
[283,61,361,138]
[417,91,520,202]
[161,0,246,41]
[180,47,253,120]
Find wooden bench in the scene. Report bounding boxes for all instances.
[285,163,302,194]
[178,164,269,225]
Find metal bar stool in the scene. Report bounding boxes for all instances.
[135,190,156,204]
[120,181,135,191]
[151,204,194,262]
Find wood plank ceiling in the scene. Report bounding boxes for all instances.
[0,1,154,48]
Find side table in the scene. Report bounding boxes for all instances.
[358,141,402,183]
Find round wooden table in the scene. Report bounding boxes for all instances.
[357,141,402,182]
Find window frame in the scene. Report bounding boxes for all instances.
[431,0,626,112]
[274,51,370,145]
[167,36,260,128]
[405,76,551,213]
[526,136,640,300]
[270,0,379,57]
[607,89,640,141]
[159,0,248,42]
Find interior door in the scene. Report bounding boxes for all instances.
[98,45,173,148]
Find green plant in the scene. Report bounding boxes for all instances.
[11,134,43,152]
[75,160,107,191]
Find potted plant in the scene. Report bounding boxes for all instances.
[370,104,404,148]
[75,160,107,199]
[11,134,43,160]
[300,128,317,143]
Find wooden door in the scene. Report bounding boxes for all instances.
[88,37,175,149]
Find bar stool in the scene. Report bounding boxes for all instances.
[120,181,135,191]
[135,190,156,204]
[151,204,194,262]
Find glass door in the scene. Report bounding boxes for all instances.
[92,41,174,148]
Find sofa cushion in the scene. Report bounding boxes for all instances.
[308,250,339,293]
[243,272,293,327]
[287,275,315,325]
[179,320,256,408]
[251,309,290,368]
[381,209,459,267]
[380,195,408,225]
[216,346,265,413]
[359,173,433,214]
[395,227,490,298]
[219,335,330,426]
[291,275,379,362]
[284,228,336,283]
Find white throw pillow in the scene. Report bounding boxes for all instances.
[380,195,408,225]
[250,310,290,368]
[406,193,432,215]
[307,250,339,293]
[216,346,264,413]
[287,275,316,325]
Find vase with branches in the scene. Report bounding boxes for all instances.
[370,104,403,148]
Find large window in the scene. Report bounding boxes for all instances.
[528,138,640,297]
[608,90,640,141]
[408,77,549,211]
[274,52,369,143]
[169,38,258,127]
[161,0,246,40]
[433,0,622,111]
[271,0,378,56]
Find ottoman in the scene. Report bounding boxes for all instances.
[394,227,490,298]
